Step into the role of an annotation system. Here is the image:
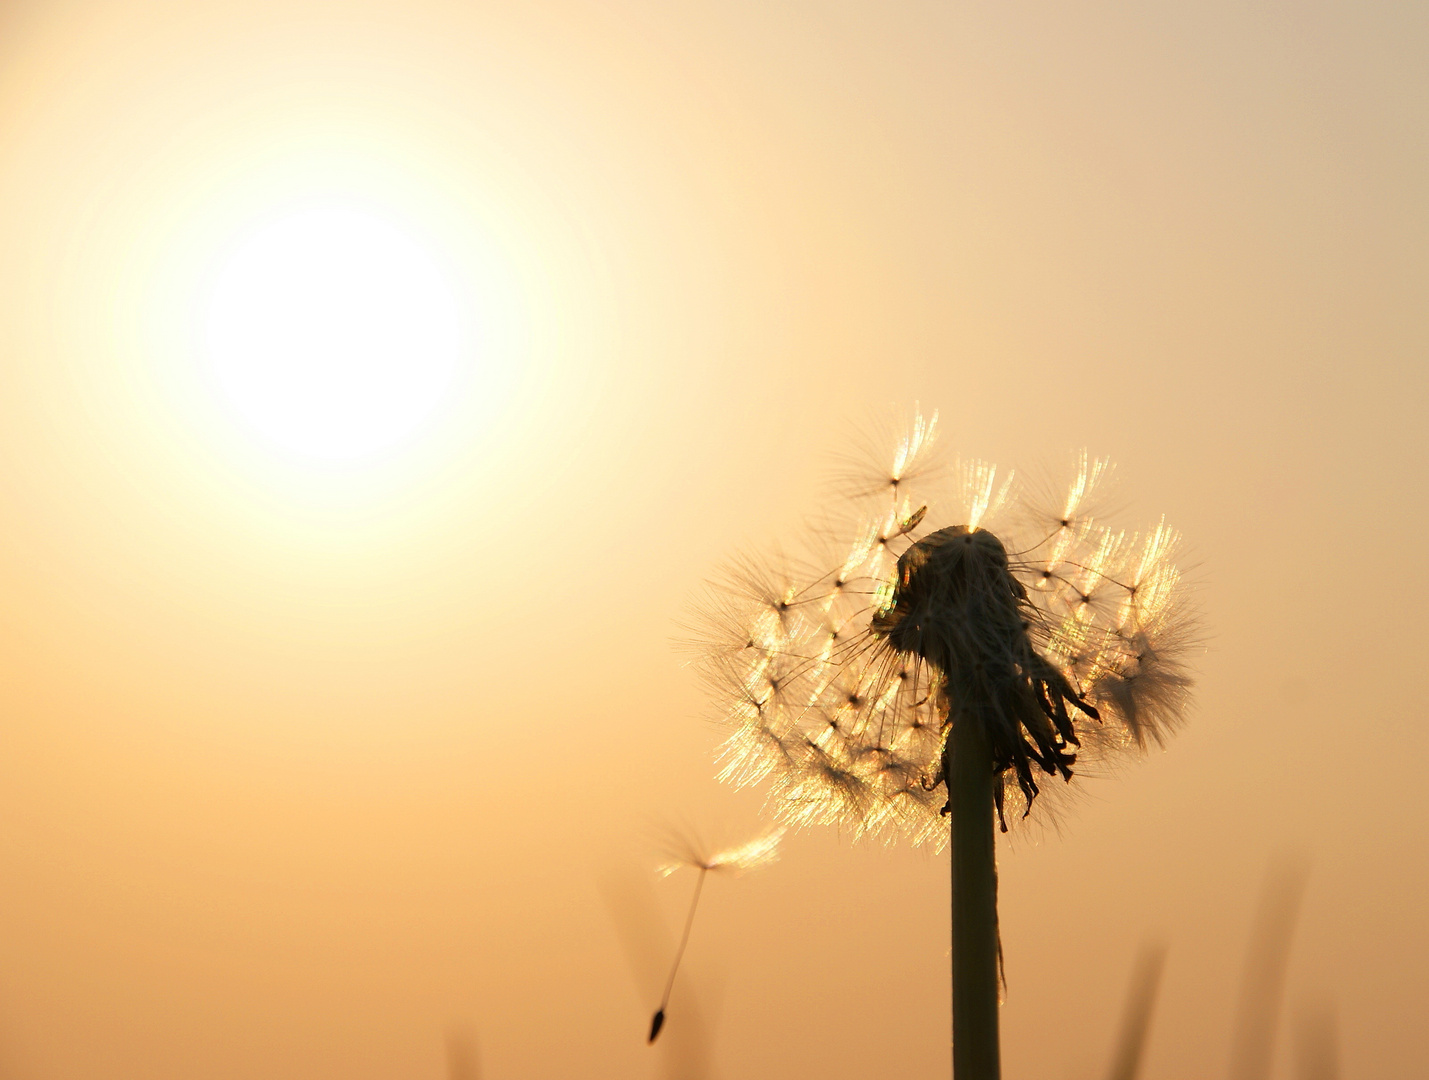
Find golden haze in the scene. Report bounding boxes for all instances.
[0,2,1424,1077]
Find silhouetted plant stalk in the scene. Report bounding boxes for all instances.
[947,709,1001,1078]
[1105,943,1167,1080]
[1230,861,1310,1080]
[692,410,1196,1080]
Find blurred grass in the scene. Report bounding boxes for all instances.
[1102,858,1335,1080]
[1104,943,1166,1080]
[1229,860,1310,1080]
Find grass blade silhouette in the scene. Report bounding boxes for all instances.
[445,1030,481,1080]
[1292,1000,1339,1080]
[1228,859,1310,1080]
[1104,943,1167,1080]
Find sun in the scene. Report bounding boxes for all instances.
[203,204,466,462]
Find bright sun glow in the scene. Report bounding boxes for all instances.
[204,205,465,461]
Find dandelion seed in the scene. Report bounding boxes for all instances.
[646,827,783,1044]
[833,405,944,500]
[690,410,1197,1079]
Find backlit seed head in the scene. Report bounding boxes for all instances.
[691,410,1197,846]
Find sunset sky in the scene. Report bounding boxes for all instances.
[0,2,1425,1078]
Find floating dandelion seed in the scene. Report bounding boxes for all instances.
[647,828,783,1044]
[691,410,1196,1079]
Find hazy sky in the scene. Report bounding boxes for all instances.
[0,2,1425,1078]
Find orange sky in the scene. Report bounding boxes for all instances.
[0,2,1425,1078]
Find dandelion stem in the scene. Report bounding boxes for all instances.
[650,865,709,1042]
[949,713,1001,1080]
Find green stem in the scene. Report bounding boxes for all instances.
[949,713,1001,1080]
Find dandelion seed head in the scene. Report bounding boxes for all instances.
[693,411,1196,845]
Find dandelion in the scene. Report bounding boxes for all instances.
[691,410,1196,1079]
[647,827,784,1044]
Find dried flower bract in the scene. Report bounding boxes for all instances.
[693,411,1195,846]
